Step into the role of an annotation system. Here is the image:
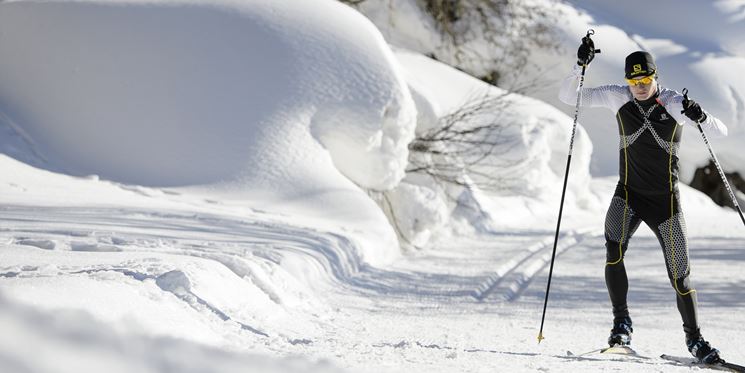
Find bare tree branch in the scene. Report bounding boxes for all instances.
[406,89,528,197]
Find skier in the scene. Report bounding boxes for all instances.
[558,36,728,364]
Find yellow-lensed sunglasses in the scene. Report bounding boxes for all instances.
[626,75,655,86]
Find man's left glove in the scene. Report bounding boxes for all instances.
[681,97,707,124]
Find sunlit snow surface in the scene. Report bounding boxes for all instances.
[1,1,745,373]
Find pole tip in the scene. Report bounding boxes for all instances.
[537,332,545,344]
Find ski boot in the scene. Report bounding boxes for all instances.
[687,334,721,364]
[608,317,633,346]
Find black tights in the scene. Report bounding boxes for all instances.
[604,184,700,338]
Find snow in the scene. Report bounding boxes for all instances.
[0,0,416,265]
[0,292,344,373]
[392,49,595,232]
[1,1,745,373]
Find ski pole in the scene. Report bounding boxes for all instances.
[538,29,599,344]
[683,88,745,228]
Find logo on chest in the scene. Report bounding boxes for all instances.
[660,113,669,121]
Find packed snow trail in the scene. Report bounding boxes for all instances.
[3,194,745,372]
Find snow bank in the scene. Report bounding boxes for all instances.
[0,153,372,370]
[0,0,415,190]
[385,50,594,241]
[0,291,347,373]
[0,0,417,264]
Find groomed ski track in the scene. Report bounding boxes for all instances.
[1,203,745,372]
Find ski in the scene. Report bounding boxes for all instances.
[568,345,648,359]
[661,354,745,372]
[600,345,640,356]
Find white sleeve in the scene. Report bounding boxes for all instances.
[698,113,728,137]
[665,91,728,138]
[558,64,630,113]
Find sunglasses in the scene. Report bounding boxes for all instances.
[626,75,655,86]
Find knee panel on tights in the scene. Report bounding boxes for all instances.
[604,196,640,266]
[657,212,690,280]
[605,240,627,265]
[671,275,695,295]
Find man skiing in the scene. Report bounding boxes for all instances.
[558,36,728,364]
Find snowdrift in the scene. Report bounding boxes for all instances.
[0,0,599,252]
[0,0,415,190]
[386,50,594,244]
[0,0,417,263]
[0,292,346,373]
[0,152,363,373]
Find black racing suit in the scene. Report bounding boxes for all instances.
[559,65,728,339]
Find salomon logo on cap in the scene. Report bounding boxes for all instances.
[625,51,656,79]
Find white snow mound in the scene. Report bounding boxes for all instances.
[0,0,416,195]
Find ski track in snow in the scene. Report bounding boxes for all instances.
[2,204,745,373]
[473,228,602,302]
[0,205,601,306]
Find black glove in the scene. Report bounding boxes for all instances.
[681,90,707,123]
[577,35,596,66]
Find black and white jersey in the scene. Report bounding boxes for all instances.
[559,65,728,195]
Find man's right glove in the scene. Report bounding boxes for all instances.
[577,35,596,66]
[681,90,708,124]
